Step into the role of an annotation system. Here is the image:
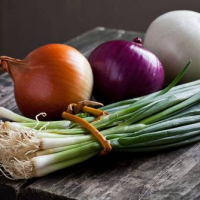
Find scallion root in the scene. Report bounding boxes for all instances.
[0,123,41,166]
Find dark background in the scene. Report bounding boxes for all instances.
[1,0,200,58]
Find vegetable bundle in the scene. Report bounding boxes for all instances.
[1,62,200,179]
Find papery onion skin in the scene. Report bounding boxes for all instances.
[88,38,164,104]
[144,10,200,84]
[0,44,93,120]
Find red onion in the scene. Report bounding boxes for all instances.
[88,38,165,104]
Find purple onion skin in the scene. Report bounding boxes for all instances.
[88,38,165,104]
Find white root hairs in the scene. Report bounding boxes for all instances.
[36,112,47,119]
[0,122,41,160]
[0,112,51,179]
[0,166,16,180]
[0,121,8,136]
[0,159,34,179]
[33,112,48,130]
[0,121,40,179]
[39,122,50,131]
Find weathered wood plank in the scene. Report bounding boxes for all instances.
[66,27,144,57]
[0,178,30,200]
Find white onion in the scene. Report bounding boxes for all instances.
[144,10,200,84]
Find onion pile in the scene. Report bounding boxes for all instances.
[0,37,165,119]
[88,38,165,104]
[0,44,93,120]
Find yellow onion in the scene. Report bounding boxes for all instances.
[0,44,93,120]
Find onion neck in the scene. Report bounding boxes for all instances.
[132,37,143,47]
[0,56,28,81]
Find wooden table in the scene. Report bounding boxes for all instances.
[1,27,200,200]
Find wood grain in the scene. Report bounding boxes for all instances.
[1,27,199,200]
[67,27,144,57]
[0,73,28,200]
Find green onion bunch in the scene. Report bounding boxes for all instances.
[1,62,200,179]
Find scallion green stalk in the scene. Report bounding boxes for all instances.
[3,62,200,179]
